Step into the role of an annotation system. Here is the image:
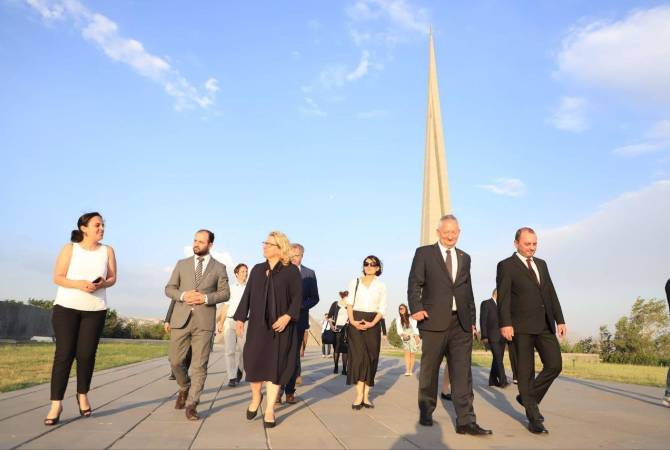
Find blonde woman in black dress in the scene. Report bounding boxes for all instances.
[233,231,302,428]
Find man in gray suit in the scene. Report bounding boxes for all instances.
[165,229,230,420]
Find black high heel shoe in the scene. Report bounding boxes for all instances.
[76,393,92,417]
[263,413,276,428]
[351,403,363,410]
[362,401,374,409]
[246,394,263,420]
[44,407,62,426]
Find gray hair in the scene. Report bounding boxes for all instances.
[291,243,305,254]
[437,214,459,228]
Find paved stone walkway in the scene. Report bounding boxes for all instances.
[1,347,668,449]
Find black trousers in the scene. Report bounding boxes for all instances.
[506,339,518,381]
[514,329,562,421]
[50,305,107,400]
[488,340,508,386]
[418,314,475,426]
[284,327,304,394]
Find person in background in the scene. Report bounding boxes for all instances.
[321,314,332,358]
[664,278,670,407]
[480,288,508,388]
[45,212,117,426]
[395,304,420,376]
[217,263,249,387]
[328,291,350,375]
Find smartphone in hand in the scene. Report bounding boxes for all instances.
[92,276,104,284]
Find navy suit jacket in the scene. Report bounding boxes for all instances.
[297,265,320,331]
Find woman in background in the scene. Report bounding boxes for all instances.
[395,304,420,376]
[327,291,350,374]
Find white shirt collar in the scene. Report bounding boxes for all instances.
[194,253,211,264]
[437,241,455,254]
[516,252,533,263]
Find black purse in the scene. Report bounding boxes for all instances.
[322,328,336,345]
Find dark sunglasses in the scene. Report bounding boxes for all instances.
[363,261,379,267]
[262,241,280,248]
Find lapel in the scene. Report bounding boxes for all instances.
[185,257,196,288]
[431,243,452,284]
[511,253,540,288]
[198,256,217,287]
[454,248,464,283]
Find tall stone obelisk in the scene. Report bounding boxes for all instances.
[420,30,452,245]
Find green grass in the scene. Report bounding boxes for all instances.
[0,341,169,393]
[382,349,667,388]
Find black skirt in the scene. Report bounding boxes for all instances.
[346,311,381,386]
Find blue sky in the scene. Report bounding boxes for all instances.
[1,0,669,338]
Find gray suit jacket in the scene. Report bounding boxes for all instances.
[165,256,230,331]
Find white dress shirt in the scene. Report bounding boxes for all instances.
[437,241,458,311]
[227,280,246,318]
[346,277,387,315]
[180,254,212,304]
[516,252,540,283]
[335,304,348,326]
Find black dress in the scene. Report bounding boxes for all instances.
[233,261,302,385]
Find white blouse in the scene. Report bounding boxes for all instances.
[346,277,387,315]
[395,317,419,336]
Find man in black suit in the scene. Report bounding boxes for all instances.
[664,278,670,407]
[408,214,491,435]
[480,289,508,388]
[282,243,319,404]
[497,227,566,434]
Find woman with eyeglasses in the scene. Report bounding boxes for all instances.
[233,232,302,428]
[345,255,387,409]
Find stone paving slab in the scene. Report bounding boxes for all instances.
[1,347,669,449]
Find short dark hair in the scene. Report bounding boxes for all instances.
[197,229,215,243]
[362,255,383,276]
[234,263,248,274]
[71,212,102,243]
[339,290,349,298]
[514,227,536,242]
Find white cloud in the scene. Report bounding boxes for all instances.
[346,50,370,81]
[26,0,219,112]
[477,178,526,197]
[347,0,429,35]
[357,109,389,119]
[612,143,664,157]
[549,96,589,132]
[299,97,326,117]
[557,6,670,103]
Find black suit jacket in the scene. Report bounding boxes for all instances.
[408,244,476,332]
[297,265,319,332]
[496,254,565,334]
[479,298,501,342]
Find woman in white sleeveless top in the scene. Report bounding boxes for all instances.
[44,212,117,426]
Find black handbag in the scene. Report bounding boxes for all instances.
[322,328,336,345]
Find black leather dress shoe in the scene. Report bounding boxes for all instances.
[499,382,509,389]
[516,395,544,421]
[440,392,452,401]
[528,420,548,434]
[236,369,243,382]
[419,416,433,427]
[228,379,237,387]
[456,423,492,435]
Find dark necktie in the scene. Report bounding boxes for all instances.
[446,249,454,282]
[526,257,539,285]
[195,256,204,286]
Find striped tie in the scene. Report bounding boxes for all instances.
[195,257,204,286]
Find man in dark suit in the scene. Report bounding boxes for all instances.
[664,278,670,407]
[480,289,508,388]
[497,227,566,434]
[282,243,319,404]
[408,214,491,435]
